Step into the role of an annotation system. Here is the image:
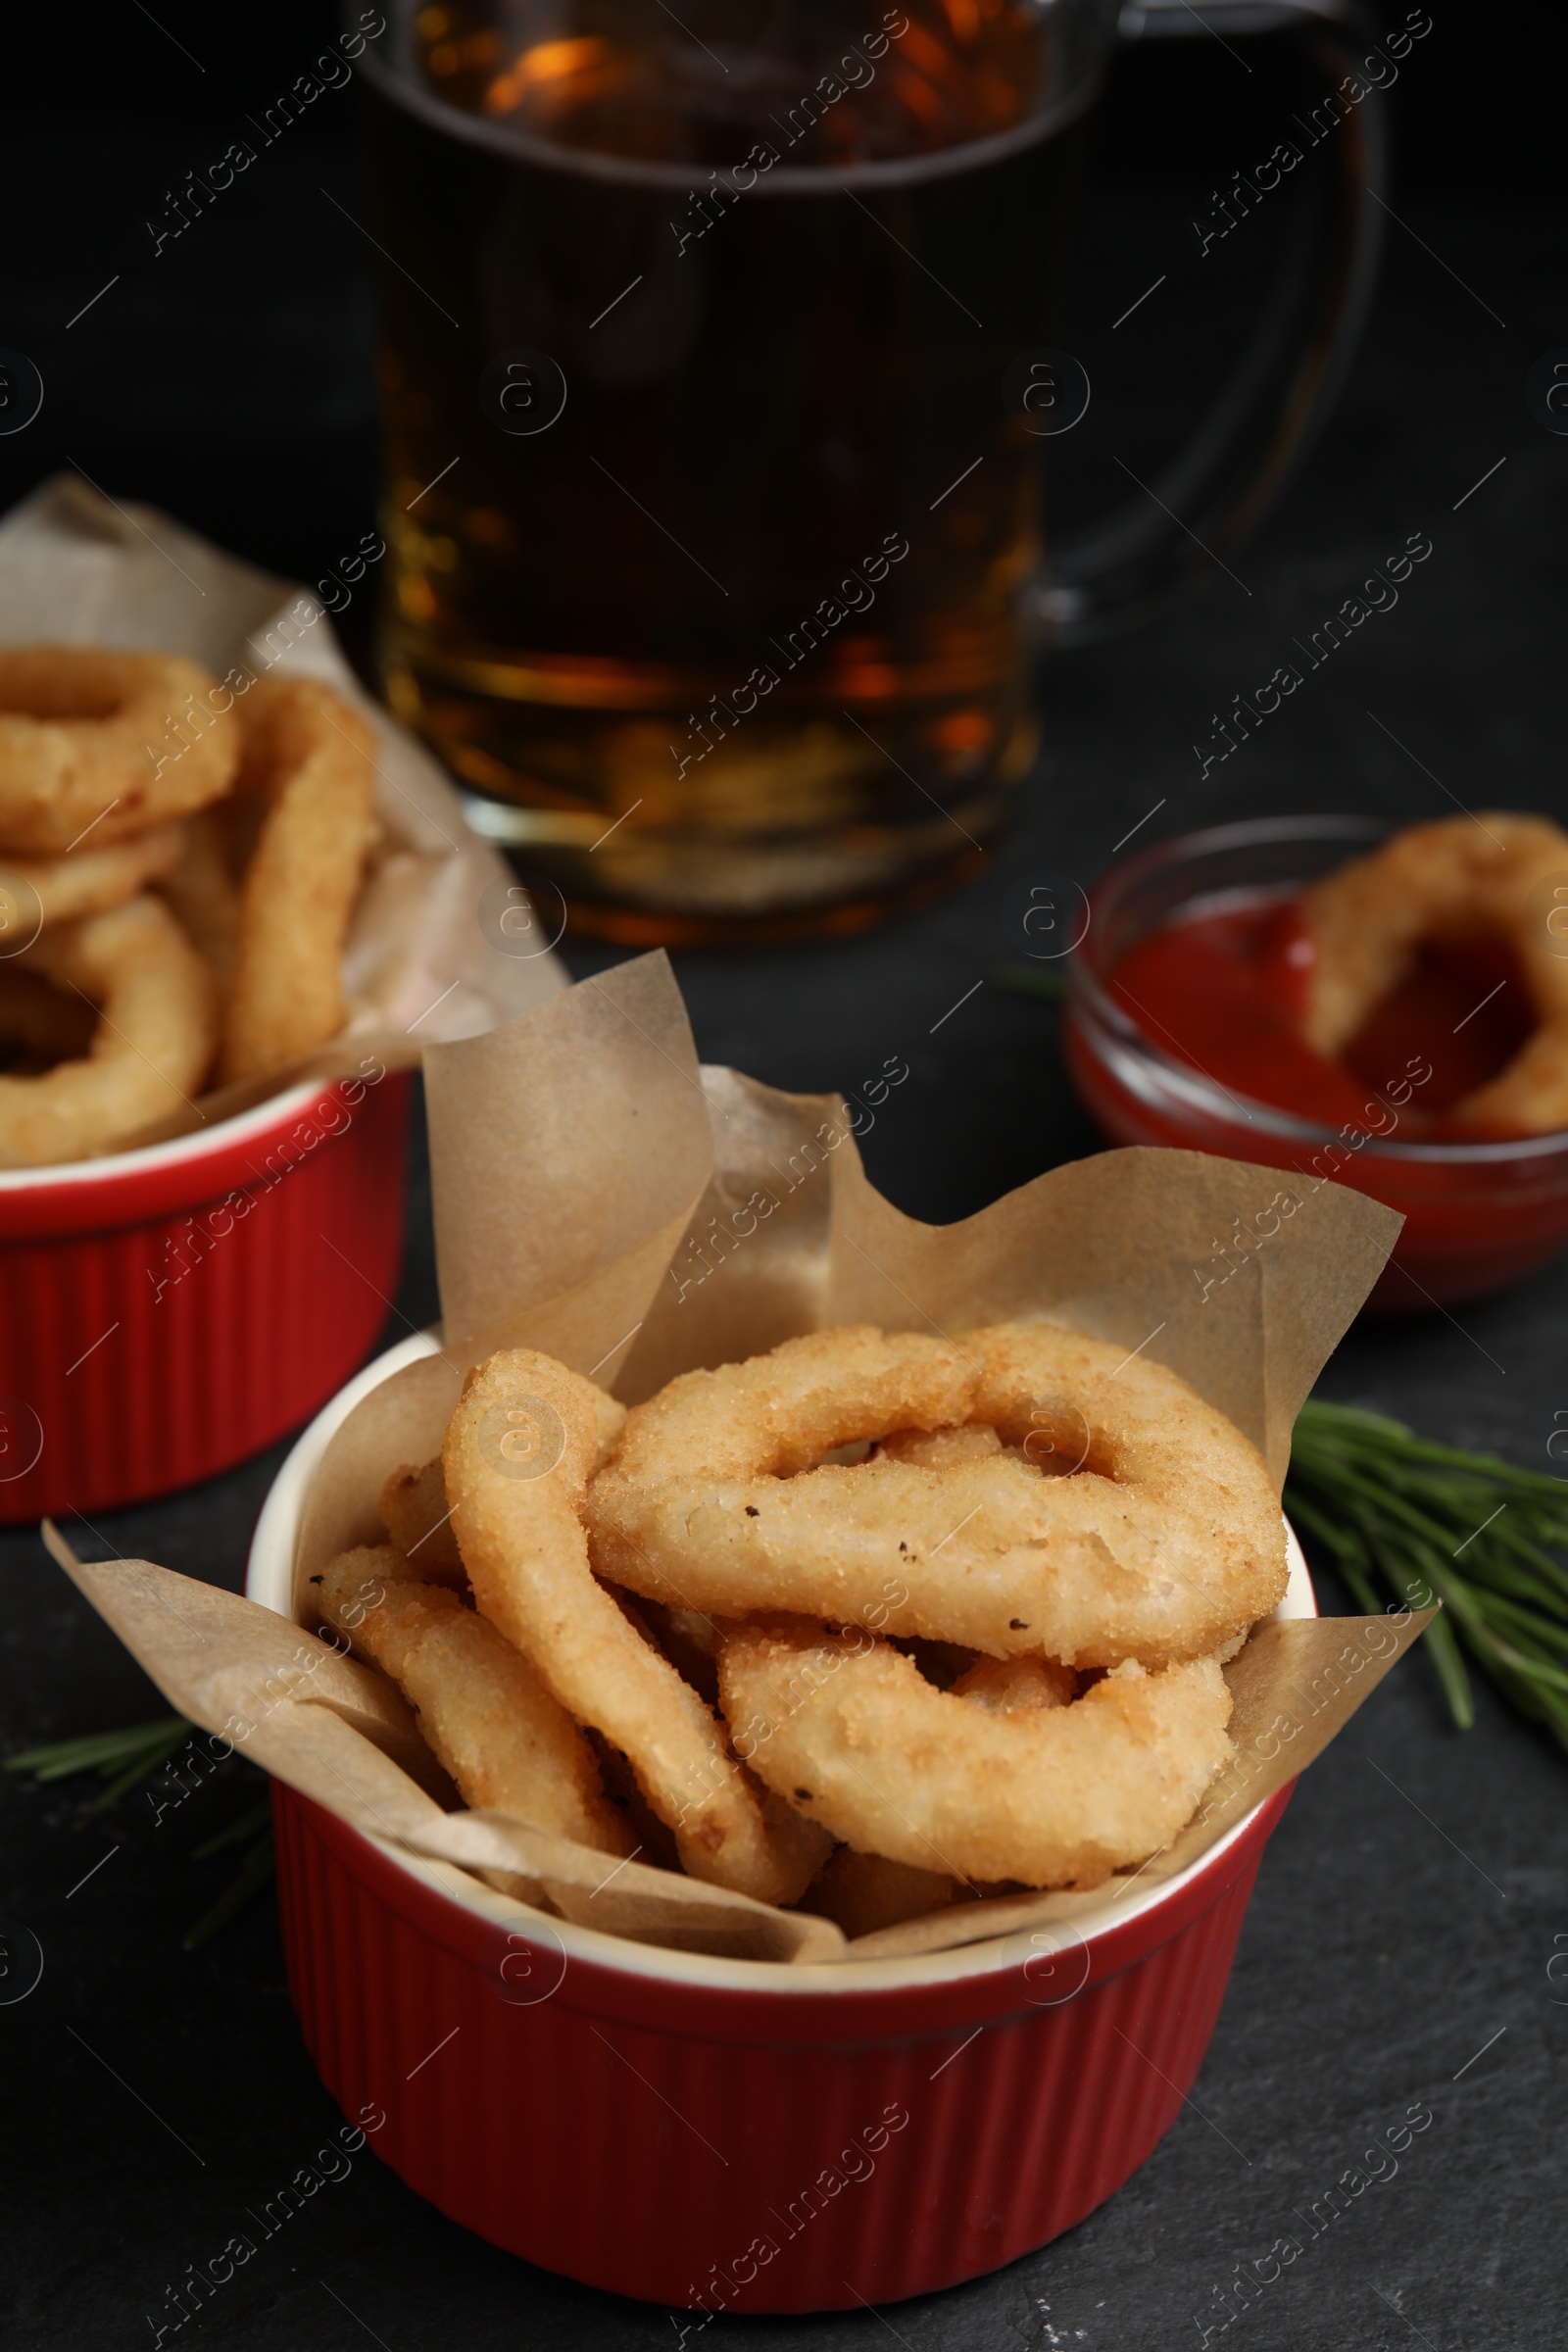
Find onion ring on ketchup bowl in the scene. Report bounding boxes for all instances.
[1065,814,1568,1308]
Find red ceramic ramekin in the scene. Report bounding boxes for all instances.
[0,1070,408,1522]
[1063,816,1568,1310]
[248,1335,1311,2312]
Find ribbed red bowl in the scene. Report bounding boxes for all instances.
[270,1777,1291,2311]
[249,1336,1309,2312]
[0,1070,408,1521]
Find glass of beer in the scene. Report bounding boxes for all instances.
[357,1,1384,943]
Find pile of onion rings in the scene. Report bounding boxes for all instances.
[317,1322,1286,1924]
[0,646,380,1163]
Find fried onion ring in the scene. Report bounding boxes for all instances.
[445,1348,829,1904]
[0,648,238,855]
[381,1385,629,1585]
[1302,811,1568,1132]
[806,1847,961,1937]
[220,677,379,1083]
[588,1323,1286,1667]
[718,1615,1234,1888]
[380,1459,466,1585]
[2,820,185,930]
[0,967,97,1071]
[154,810,241,994]
[0,894,218,1163]
[316,1545,631,1852]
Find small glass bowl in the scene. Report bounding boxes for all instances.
[1062,815,1568,1311]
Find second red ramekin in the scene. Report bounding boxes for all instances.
[0,1070,409,1522]
[248,1335,1311,2311]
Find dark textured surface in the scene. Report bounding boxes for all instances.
[3,6,1565,2347]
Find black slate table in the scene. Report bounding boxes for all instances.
[3,8,1565,2345]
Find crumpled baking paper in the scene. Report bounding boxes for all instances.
[57,954,1431,1965]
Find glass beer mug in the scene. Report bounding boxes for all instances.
[358,0,1390,942]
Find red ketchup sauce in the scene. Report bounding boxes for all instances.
[1107,895,1535,1136]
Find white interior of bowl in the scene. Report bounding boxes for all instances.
[0,1078,328,1192]
[247,1332,1318,1996]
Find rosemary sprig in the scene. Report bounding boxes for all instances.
[4,1713,275,1940]
[992,962,1066,1002]
[4,1715,192,1818]
[190,1796,273,1862]
[183,1809,275,1953]
[1287,1397,1568,1755]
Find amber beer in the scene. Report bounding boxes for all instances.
[360,1,1095,939]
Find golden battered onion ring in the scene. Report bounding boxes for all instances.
[445,1348,829,1904]
[0,894,218,1164]
[220,677,379,1084]
[2,820,185,930]
[951,1653,1079,1711]
[381,1387,628,1586]
[379,1459,466,1585]
[806,1847,960,1937]
[1302,811,1568,1133]
[717,1615,1234,1889]
[587,1323,1286,1668]
[0,648,239,856]
[316,1545,631,1853]
[0,967,97,1071]
[874,1423,1004,1470]
[599,1326,978,1482]
[154,810,241,994]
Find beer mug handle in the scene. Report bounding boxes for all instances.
[1032,0,1392,645]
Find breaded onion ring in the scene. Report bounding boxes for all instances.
[718,1615,1234,1889]
[0,648,238,855]
[220,677,379,1083]
[445,1348,829,1904]
[588,1323,1286,1668]
[1303,811,1568,1132]
[0,894,218,1163]
[2,820,185,930]
[0,967,97,1070]
[952,1653,1079,1711]
[154,810,241,994]
[316,1545,631,1853]
[875,1423,1004,1470]
[381,1387,628,1585]
[379,1459,466,1585]
[601,1326,979,1482]
[806,1847,960,1937]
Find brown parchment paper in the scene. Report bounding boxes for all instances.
[0,474,565,1152]
[43,1530,843,1965]
[54,952,1427,1968]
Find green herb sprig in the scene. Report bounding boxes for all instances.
[4,1715,190,1817]
[4,1714,274,1944]
[992,962,1066,1003]
[183,1799,275,1952]
[1286,1397,1568,1754]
